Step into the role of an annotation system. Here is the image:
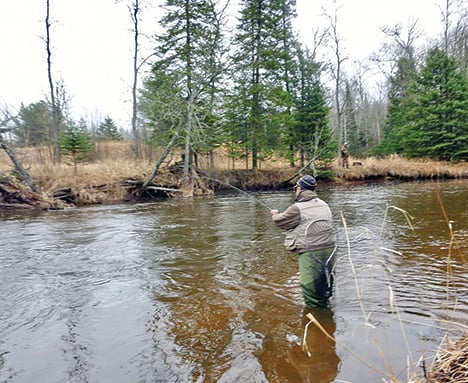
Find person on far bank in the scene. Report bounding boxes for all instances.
[341,142,349,168]
[270,175,337,308]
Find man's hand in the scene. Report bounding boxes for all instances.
[270,209,279,216]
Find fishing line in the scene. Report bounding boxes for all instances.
[204,176,371,249]
[202,176,273,211]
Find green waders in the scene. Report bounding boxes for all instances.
[298,246,336,308]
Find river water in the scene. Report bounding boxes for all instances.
[0,180,466,383]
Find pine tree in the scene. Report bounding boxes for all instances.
[342,81,359,154]
[290,43,333,168]
[97,117,123,141]
[139,66,185,146]
[377,56,418,155]
[60,124,93,173]
[13,101,52,147]
[403,48,468,160]
[140,0,227,183]
[224,0,297,170]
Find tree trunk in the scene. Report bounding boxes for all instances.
[0,137,39,193]
[45,0,61,163]
[143,123,182,188]
[130,0,141,158]
[183,99,194,188]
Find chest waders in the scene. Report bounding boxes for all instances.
[299,219,337,308]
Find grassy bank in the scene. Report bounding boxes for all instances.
[1,141,467,207]
[334,155,468,182]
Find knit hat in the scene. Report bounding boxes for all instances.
[297,175,317,191]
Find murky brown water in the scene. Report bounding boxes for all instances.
[0,180,466,383]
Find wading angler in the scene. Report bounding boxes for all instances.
[270,175,337,308]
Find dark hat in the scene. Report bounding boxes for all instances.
[297,175,317,190]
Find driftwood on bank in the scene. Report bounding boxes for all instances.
[0,135,63,209]
[0,173,67,209]
[123,179,182,200]
[144,186,184,193]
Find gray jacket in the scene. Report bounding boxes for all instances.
[272,190,335,253]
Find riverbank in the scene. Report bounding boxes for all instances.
[0,143,467,209]
[1,157,467,209]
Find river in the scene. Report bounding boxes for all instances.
[0,180,466,383]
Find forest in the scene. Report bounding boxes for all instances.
[0,0,467,192]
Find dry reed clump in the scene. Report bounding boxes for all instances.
[408,335,468,383]
[31,160,152,190]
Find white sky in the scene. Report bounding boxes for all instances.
[0,0,448,128]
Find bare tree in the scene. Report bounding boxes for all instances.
[44,0,61,163]
[113,0,156,159]
[442,0,452,52]
[438,0,465,52]
[379,19,424,74]
[129,0,142,158]
[323,0,347,148]
[439,0,468,68]
[450,10,468,69]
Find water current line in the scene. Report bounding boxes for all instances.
[202,176,273,211]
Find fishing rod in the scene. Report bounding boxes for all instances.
[204,176,371,247]
[202,176,273,211]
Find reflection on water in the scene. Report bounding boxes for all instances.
[0,180,466,382]
[275,308,338,383]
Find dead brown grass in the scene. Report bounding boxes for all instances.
[405,335,468,383]
[335,155,468,181]
[1,142,467,205]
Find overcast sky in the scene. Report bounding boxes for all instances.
[0,0,448,128]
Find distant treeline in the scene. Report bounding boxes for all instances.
[2,0,467,178]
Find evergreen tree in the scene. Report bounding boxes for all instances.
[224,0,297,169]
[139,66,185,146]
[76,117,89,134]
[97,117,123,141]
[342,81,358,153]
[13,101,53,147]
[402,48,468,160]
[373,22,421,157]
[290,43,334,168]
[376,55,418,155]
[60,124,93,173]
[267,0,297,159]
[140,0,227,183]
[222,86,253,168]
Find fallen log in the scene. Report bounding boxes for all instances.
[0,174,68,210]
[144,186,184,192]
